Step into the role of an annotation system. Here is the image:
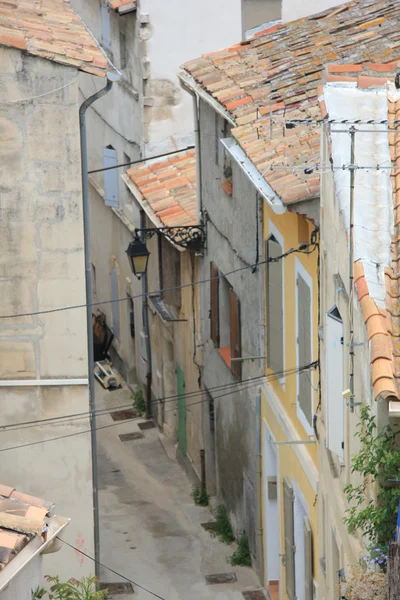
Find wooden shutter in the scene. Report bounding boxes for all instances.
[283,477,296,600]
[266,237,284,374]
[230,288,241,379]
[297,273,312,425]
[326,308,344,459]
[304,516,313,600]
[210,262,219,345]
[103,146,119,207]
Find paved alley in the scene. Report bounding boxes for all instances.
[95,380,260,600]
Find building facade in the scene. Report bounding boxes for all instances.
[0,4,107,580]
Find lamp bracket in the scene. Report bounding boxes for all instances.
[134,224,206,251]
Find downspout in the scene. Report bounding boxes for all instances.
[140,209,153,419]
[79,75,113,579]
[255,390,265,584]
[348,127,356,413]
[180,81,202,219]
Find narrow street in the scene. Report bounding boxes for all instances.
[95,380,260,600]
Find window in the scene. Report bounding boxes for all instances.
[119,30,127,69]
[266,235,284,375]
[91,263,97,297]
[296,264,313,429]
[326,306,344,459]
[210,262,241,378]
[103,146,119,207]
[160,236,181,308]
[129,296,135,338]
[283,477,296,600]
[101,2,111,49]
[110,266,120,341]
[209,396,215,432]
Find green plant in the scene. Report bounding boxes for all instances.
[191,485,210,506]
[229,534,252,566]
[34,576,108,600]
[133,388,146,416]
[344,404,400,566]
[207,504,235,544]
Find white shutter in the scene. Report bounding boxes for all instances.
[304,516,313,600]
[326,308,344,459]
[103,146,119,207]
[297,274,312,425]
[101,3,111,49]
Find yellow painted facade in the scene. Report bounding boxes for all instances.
[260,202,319,599]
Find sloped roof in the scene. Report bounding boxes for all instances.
[107,0,136,13]
[0,484,54,571]
[182,0,400,205]
[126,149,197,228]
[0,0,107,76]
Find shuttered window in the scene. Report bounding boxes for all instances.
[304,516,313,600]
[111,267,120,341]
[103,146,119,207]
[230,288,241,379]
[297,273,312,426]
[326,307,344,459]
[101,3,111,49]
[283,477,296,600]
[266,236,284,374]
[210,262,219,345]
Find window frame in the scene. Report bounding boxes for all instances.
[295,258,314,435]
[265,221,286,388]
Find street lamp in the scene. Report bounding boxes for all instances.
[126,236,150,279]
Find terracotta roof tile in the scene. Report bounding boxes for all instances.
[126,149,197,230]
[107,0,136,11]
[182,0,400,206]
[0,0,107,76]
[0,484,54,572]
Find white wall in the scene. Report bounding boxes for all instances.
[282,0,343,22]
[1,556,42,600]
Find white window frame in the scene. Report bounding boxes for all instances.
[267,221,286,390]
[295,258,314,436]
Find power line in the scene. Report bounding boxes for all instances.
[88,145,195,174]
[59,538,166,600]
[0,241,317,320]
[0,362,317,452]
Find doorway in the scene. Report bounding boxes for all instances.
[262,421,280,598]
[176,363,187,456]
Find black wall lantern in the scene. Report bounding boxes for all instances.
[126,236,150,279]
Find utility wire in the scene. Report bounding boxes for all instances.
[0,362,317,452]
[0,241,317,320]
[88,145,195,174]
[59,538,166,600]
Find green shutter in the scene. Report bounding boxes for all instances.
[297,273,312,425]
[266,237,284,374]
[283,477,296,600]
[304,516,313,600]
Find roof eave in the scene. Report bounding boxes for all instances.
[178,71,236,127]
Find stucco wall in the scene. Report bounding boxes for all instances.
[282,0,343,22]
[1,555,42,600]
[0,47,94,581]
[198,98,263,560]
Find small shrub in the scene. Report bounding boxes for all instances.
[34,576,108,600]
[192,485,210,506]
[133,389,146,416]
[207,504,235,544]
[229,534,252,566]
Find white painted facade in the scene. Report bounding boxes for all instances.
[282,0,343,22]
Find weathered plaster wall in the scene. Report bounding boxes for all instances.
[1,555,41,600]
[0,47,94,581]
[243,0,282,32]
[198,99,263,560]
[282,0,343,22]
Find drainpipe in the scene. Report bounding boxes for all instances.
[255,390,265,584]
[140,209,153,419]
[181,82,203,219]
[79,75,114,579]
[348,127,356,413]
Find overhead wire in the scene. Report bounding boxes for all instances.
[0,241,318,320]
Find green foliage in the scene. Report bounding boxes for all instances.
[32,576,108,600]
[229,534,252,566]
[207,504,235,544]
[344,404,400,562]
[191,485,210,506]
[133,388,146,416]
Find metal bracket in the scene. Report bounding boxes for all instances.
[346,342,364,347]
[134,223,206,251]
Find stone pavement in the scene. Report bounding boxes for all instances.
[94,380,261,600]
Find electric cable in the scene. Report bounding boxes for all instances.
[58,538,166,600]
[88,145,195,174]
[0,241,318,320]
[0,362,317,452]
[0,75,79,104]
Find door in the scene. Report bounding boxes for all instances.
[176,363,187,456]
[326,307,344,459]
[283,477,296,600]
[263,422,280,585]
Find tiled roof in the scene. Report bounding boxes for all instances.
[182,0,400,205]
[0,484,54,571]
[126,149,197,228]
[106,0,137,12]
[0,0,107,76]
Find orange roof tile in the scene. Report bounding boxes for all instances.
[126,149,197,230]
[106,0,137,12]
[0,485,54,571]
[182,0,400,205]
[0,0,107,76]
